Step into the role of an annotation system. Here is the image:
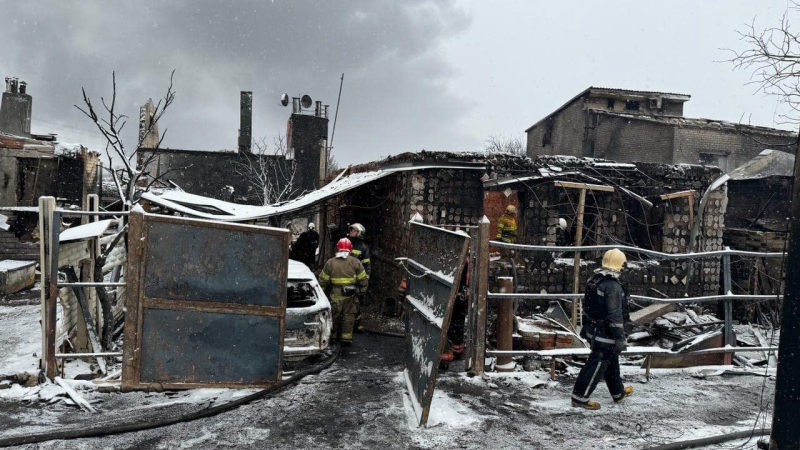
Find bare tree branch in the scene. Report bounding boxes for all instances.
[726,3,800,126]
[234,135,298,205]
[484,134,526,156]
[75,70,176,206]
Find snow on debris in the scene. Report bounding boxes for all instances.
[59,219,115,242]
[141,169,390,221]
[53,142,83,156]
[0,305,41,378]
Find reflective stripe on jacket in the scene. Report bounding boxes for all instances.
[319,255,368,300]
[350,238,371,276]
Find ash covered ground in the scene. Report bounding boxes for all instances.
[0,330,774,450]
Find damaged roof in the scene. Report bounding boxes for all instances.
[591,109,797,138]
[728,149,795,181]
[140,161,486,221]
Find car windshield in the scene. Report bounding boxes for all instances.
[287,281,316,308]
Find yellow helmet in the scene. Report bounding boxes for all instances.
[601,248,626,272]
[505,205,517,214]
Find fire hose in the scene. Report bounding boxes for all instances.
[643,428,770,450]
[0,345,340,448]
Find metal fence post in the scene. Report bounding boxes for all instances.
[722,250,734,366]
[496,277,515,372]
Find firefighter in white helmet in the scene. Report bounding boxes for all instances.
[571,248,633,410]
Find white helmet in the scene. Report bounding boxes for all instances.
[307,222,315,230]
[349,223,366,238]
[557,218,567,230]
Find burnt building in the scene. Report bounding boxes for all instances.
[525,87,796,171]
[0,77,32,138]
[139,92,329,204]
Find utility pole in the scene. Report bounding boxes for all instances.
[770,136,800,449]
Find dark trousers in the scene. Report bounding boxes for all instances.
[571,345,625,403]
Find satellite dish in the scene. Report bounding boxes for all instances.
[300,94,313,109]
[280,93,289,107]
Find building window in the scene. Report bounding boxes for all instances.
[625,100,640,111]
[607,99,615,110]
[542,117,554,147]
[699,152,729,172]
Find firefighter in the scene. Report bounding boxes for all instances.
[496,205,517,244]
[319,238,368,345]
[439,260,470,371]
[571,248,634,410]
[348,223,371,276]
[294,222,319,269]
[348,223,370,331]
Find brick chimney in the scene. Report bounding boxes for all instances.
[238,91,253,153]
[0,77,32,137]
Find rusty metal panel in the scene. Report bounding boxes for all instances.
[122,212,290,390]
[403,222,470,427]
[140,308,281,384]
[143,220,284,306]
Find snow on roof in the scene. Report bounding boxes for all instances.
[59,219,115,242]
[729,149,795,181]
[141,169,391,221]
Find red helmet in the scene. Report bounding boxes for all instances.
[337,238,353,253]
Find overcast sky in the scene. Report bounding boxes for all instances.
[0,1,793,166]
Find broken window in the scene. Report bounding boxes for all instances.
[699,152,729,172]
[625,100,640,111]
[607,98,615,110]
[542,117,554,147]
[287,281,317,308]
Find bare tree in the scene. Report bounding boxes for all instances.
[484,134,526,156]
[75,71,176,205]
[326,148,340,177]
[235,134,298,205]
[728,3,800,126]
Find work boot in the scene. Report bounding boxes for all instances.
[613,386,634,403]
[452,344,465,360]
[571,400,601,410]
[439,351,454,371]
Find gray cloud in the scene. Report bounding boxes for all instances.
[0,1,472,164]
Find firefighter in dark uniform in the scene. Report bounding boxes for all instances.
[348,223,370,331]
[571,248,634,410]
[319,238,369,345]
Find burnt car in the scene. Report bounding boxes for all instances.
[284,259,331,360]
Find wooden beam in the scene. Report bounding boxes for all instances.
[572,188,587,327]
[659,190,696,200]
[54,376,96,413]
[554,181,615,192]
[630,303,679,325]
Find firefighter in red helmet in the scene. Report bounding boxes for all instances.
[319,238,368,345]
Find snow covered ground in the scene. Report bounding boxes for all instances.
[0,305,40,379]
[0,331,775,449]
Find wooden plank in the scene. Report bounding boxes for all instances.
[39,197,56,379]
[54,376,96,413]
[659,190,696,200]
[121,208,145,390]
[630,303,679,325]
[554,180,615,192]
[572,188,587,327]
[471,217,490,376]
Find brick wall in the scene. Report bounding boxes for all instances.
[526,100,587,158]
[592,112,675,164]
[674,127,795,172]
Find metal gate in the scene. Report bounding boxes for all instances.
[121,210,290,390]
[403,221,470,426]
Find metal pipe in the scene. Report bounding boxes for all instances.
[496,277,515,372]
[487,292,780,303]
[486,346,778,357]
[488,240,784,259]
[56,352,123,358]
[56,210,130,217]
[56,282,126,288]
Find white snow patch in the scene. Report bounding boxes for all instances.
[54,142,83,156]
[0,305,41,377]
